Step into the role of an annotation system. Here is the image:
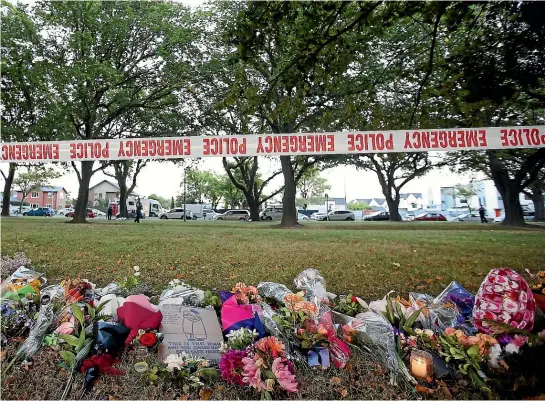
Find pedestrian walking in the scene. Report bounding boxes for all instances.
[135,199,142,223]
[478,206,488,223]
[107,204,113,220]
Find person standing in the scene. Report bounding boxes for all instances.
[135,198,142,223]
[107,204,113,220]
[478,206,488,223]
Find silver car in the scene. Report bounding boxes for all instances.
[214,210,250,221]
[158,208,193,219]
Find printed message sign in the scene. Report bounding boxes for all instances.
[157,303,223,364]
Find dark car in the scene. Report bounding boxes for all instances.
[363,211,390,221]
[66,209,95,218]
[415,213,447,221]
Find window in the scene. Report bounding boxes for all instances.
[31,203,39,208]
[59,192,64,200]
[460,199,467,204]
[98,193,103,200]
[31,191,39,198]
[46,204,51,208]
[47,192,53,198]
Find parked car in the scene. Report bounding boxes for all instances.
[158,208,192,220]
[91,209,106,217]
[310,212,326,220]
[202,209,217,220]
[363,211,390,221]
[451,213,482,222]
[494,214,534,223]
[23,207,52,217]
[315,210,355,221]
[214,210,250,221]
[57,207,74,216]
[414,212,447,221]
[260,206,283,221]
[66,209,95,218]
[404,213,416,221]
[297,213,310,221]
[10,206,30,215]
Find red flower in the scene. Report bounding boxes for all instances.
[139,332,157,347]
[351,296,358,304]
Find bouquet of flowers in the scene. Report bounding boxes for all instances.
[148,352,218,393]
[525,269,545,295]
[220,327,259,353]
[232,282,262,305]
[274,294,328,349]
[242,336,298,399]
[331,294,367,317]
[132,329,163,351]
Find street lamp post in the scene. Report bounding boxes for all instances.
[183,168,187,222]
[325,193,329,221]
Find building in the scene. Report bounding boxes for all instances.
[88,180,138,206]
[15,186,69,210]
[348,193,423,212]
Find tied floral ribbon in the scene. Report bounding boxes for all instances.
[308,346,330,368]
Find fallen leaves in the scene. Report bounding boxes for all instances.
[415,384,435,394]
[330,376,342,385]
[199,387,213,400]
[339,388,349,398]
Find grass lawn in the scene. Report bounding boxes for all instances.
[1,218,544,299]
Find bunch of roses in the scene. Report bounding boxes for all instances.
[331,294,366,317]
[219,336,298,397]
[232,282,261,305]
[283,294,318,317]
[158,352,213,390]
[444,328,498,356]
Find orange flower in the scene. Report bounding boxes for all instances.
[444,327,457,336]
[284,294,303,306]
[232,282,247,293]
[292,301,318,317]
[256,336,285,358]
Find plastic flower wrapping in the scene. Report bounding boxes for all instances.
[158,280,204,307]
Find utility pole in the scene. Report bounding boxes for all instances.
[183,167,187,222]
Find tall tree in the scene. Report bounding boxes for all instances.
[0,1,53,216]
[34,1,198,223]
[221,2,394,227]
[103,160,147,218]
[455,183,477,212]
[222,157,284,221]
[13,166,60,213]
[297,167,331,200]
[439,2,545,226]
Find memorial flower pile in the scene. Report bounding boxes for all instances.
[2,259,545,400]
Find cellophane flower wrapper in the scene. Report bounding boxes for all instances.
[15,285,64,360]
[409,291,461,332]
[333,311,415,386]
[293,268,335,305]
[158,283,204,307]
[257,282,293,304]
[433,281,475,318]
[1,266,46,298]
[95,282,121,298]
[260,303,307,365]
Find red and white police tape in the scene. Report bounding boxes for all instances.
[1,126,544,163]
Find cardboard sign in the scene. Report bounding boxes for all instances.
[2,125,544,163]
[157,303,223,364]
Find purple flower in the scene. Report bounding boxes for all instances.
[497,333,512,346]
[219,349,248,386]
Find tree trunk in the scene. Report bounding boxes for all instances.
[280,156,298,227]
[531,188,545,222]
[118,184,128,218]
[1,163,16,217]
[386,197,402,221]
[247,199,260,221]
[72,161,94,223]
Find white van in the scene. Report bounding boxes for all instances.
[260,206,283,221]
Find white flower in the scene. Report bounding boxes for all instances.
[488,343,502,368]
[505,343,520,355]
[423,329,434,338]
[414,328,423,335]
[134,271,141,277]
[133,266,140,272]
[164,352,190,372]
[219,341,229,353]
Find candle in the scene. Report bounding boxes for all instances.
[410,350,433,379]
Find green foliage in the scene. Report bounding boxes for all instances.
[13,166,61,210]
[203,290,221,309]
[381,294,421,335]
[347,202,372,211]
[297,167,331,199]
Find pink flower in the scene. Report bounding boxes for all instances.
[512,335,528,348]
[445,327,456,336]
[55,316,75,335]
[219,349,247,386]
[272,357,298,393]
[242,356,264,391]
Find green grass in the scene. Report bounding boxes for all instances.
[1,218,544,299]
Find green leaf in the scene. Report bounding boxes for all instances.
[71,303,85,328]
[76,329,85,352]
[405,308,421,328]
[75,338,93,366]
[87,304,95,320]
[467,344,480,358]
[95,300,109,315]
[58,334,79,347]
[385,296,395,324]
[59,350,75,369]
[58,361,70,370]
